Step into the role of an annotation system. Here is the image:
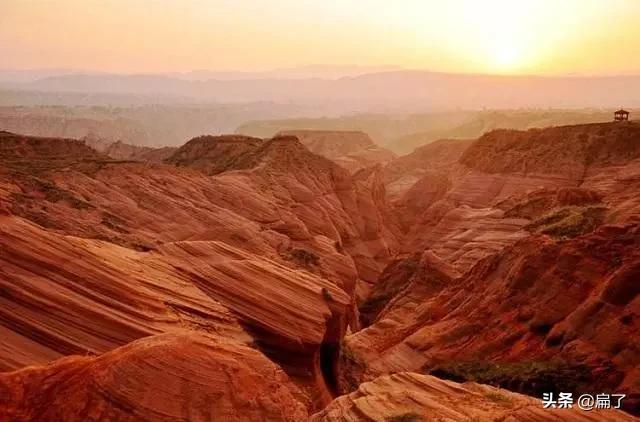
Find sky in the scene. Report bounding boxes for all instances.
[1,0,640,76]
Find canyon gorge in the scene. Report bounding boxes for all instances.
[1,122,639,420]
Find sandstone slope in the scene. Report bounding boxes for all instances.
[346,123,640,414]
[92,140,176,162]
[383,138,473,202]
[277,130,397,173]
[390,122,640,273]
[313,372,635,421]
[0,131,401,410]
[0,333,308,421]
[3,123,640,418]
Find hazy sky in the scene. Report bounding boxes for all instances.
[2,0,640,75]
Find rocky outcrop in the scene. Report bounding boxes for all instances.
[3,122,640,418]
[0,213,349,408]
[165,134,264,174]
[0,131,103,162]
[359,251,460,327]
[97,140,176,162]
[0,333,308,421]
[0,214,351,390]
[313,372,635,421]
[339,123,640,415]
[0,109,150,146]
[397,166,578,272]
[278,130,397,173]
[389,122,640,274]
[165,134,400,288]
[0,131,401,411]
[383,138,472,203]
[460,122,640,177]
[344,224,640,413]
[0,215,249,370]
[581,156,640,225]
[3,132,399,288]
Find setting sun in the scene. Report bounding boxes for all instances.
[452,0,535,72]
[2,0,640,75]
[493,44,522,70]
[2,0,640,419]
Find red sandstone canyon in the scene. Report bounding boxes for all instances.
[5,0,640,418]
[0,120,639,421]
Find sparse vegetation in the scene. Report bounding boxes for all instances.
[39,180,92,210]
[359,256,421,326]
[285,248,320,267]
[339,343,368,392]
[385,411,422,422]
[503,196,553,219]
[321,287,333,301]
[12,178,93,212]
[526,206,606,239]
[484,392,512,405]
[398,259,418,271]
[360,291,393,313]
[428,360,595,397]
[132,243,154,252]
[101,213,130,234]
[340,343,364,366]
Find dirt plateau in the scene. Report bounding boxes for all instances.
[0,123,639,421]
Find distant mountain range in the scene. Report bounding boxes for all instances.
[1,69,640,111]
[0,65,403,83]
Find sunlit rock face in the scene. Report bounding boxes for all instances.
[386,122,640,274]
[0,130,399,412]
[312,373,636,421]
[345,122,640,414]
[0,333,309,421]
[346,226,640,399]
[2,122,640,418]
[277,130,397,173]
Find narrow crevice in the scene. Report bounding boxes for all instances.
[320,342,339,396]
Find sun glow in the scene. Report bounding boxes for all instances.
[493,43,523,70]
[2,0,640,75]
[454,0,541,73]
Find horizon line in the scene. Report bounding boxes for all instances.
[3,66,640,81]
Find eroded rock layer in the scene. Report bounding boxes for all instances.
[277,130,397,173]
[312,372,635,421]
[0,130,400,412]
[392,122,640,274]
[2,122,640,419]
[0,333,308,421]
[344,122,640,415]
[345,225,640,413]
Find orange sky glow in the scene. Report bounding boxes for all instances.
[2,0,640,75]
